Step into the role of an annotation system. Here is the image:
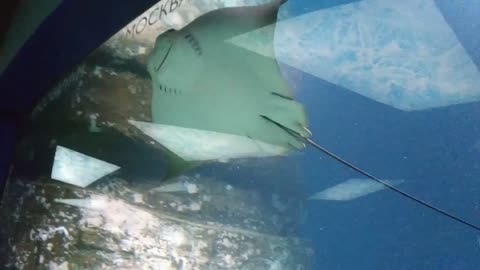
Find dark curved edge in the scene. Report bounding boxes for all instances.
[0,0,159,199]
[0,118,16,203]
[0,0,159,114]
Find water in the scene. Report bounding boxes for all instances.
[271,1,480,268]
[2,0,480,269]
[296,70,480,269]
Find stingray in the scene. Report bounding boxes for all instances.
[130,1,309,175]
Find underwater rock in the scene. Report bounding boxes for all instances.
[309,178,404,201]
[150,176,199,194]
[11,59,159,178]
[0,176,313,269]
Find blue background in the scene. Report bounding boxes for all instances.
[1,0,479,268]
[283,0,480,269]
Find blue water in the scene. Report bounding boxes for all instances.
[280,0,480,269]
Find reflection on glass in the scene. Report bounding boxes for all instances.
[229,0,480,111]
[51,146,120,187]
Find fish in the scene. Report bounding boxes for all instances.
[308,178,404,201]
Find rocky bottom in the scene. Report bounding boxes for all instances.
[0,175,314,270]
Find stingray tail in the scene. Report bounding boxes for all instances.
[260,114,480,232]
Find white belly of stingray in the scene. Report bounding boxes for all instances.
[129,120,288,161]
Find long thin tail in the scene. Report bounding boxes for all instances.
[260,114,480,232]
[305,137,480,231]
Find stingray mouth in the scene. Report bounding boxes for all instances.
[154,41,174,72]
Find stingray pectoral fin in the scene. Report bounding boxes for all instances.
[258,115,304,150]
[268,94,309,135]
[256,94,308,149]
[128,120,201,178]
[162,148,202,179]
